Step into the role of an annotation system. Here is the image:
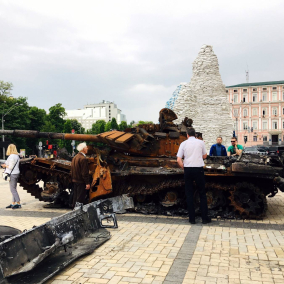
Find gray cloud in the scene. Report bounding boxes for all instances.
[0,0,284,123]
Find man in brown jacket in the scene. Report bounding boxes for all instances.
[71,142,90,208]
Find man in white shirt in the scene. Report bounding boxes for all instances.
[177,127,211,224]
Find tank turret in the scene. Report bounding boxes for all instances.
[0,109,192,157]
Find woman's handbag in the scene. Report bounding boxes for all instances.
[2,172,11,182]
[2,157,19,182]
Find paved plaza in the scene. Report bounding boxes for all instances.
[0,181,284,284]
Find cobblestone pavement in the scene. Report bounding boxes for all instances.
[0,180,284,283]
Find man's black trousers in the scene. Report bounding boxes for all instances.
[72,182,88,208]
[184,167,208,222]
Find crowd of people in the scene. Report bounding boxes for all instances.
[209,136,243,157]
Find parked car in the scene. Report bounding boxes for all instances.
[257,146,269,155]
[244,146,268,155]
[244,146,260,155]
[268,146,284,157]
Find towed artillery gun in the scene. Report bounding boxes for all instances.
[1,108,284,219]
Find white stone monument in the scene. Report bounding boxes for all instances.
[171,44,234,150]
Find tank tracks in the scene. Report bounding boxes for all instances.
[19,163,72,204]
[18,162,268,218]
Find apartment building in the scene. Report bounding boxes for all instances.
[65,100,127,130]
[226,80,284,146]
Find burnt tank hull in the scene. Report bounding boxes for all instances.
[18,152,283,219]
[2,108,284,219]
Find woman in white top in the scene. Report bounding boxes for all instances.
[1,144,21,209]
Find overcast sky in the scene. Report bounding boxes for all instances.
[0,0,284,123]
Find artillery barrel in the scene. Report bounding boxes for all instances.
[0,130,101,142]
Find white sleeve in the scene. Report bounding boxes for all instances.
[7,156,17,171]
[177,143,184,158]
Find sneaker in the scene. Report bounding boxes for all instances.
[6,204,13,209]
[12,204,21,209]
[202,217,212,224]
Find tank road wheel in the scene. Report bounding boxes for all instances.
[160,191,178,207]
[195,183,228,210]
[21,168,38,185]
[135,195,147,203]
[229,182,267,219]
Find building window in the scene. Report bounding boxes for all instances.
[252,108,257,116]
[233,109,238,116]
[243,109,248,117]
[226,90,228,93]
[283,108,284,115]
[234,94,238,103]
[243,95,247,102]
[253,121,257,130]
[263,121,268,130]
[263,87,267,91]
[273,87,277,90]
[283,121,284,129]
[273,121,278,129]
[234,89,238,93]
[272,92,277,101]
[253,88,257,91]
[244,136,248,143]
[252,93,257,102]
[243,89,247,92]
[253,136,257,142]
[262,93,267,101]
[263,136,267,142]
[243,122,248,130]
[262,108,267,116]
[273,107,277,115]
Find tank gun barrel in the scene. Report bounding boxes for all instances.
[0,130,101,142]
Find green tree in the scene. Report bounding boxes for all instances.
[0,81,13,96]
[92,120,106,134]
[110,118,119,130]
[28,107,47,131]
[105,121,112,132]
[61,120,73,153]
[0,96,31,156]
[47,103,66,132]
[70,119,84,134]
[137,121,153,126]
[26,107,47,154]
[128,120,135,128]
[40,120,57,146]
[59,119,84,153]
[119,121,128,131]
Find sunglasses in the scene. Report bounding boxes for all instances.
[231,141,236,142]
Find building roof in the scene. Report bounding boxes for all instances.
[226,80,284,88]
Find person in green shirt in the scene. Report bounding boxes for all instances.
[227,137,243,156]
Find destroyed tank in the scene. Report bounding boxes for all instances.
[1,108,284,219]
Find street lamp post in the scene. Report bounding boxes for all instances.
[1,101,21,159]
